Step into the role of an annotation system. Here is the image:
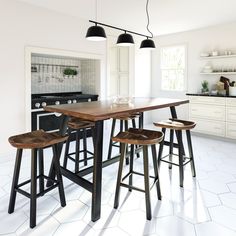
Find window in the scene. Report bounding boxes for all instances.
[161,45,186,91]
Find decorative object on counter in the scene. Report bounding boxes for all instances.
[201,80,209,93]
[212,51,219,56]
[86,0,155,49]
[229,81,236,96]
[200,52,210,57]
[220,76,230,96]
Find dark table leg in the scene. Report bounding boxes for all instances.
[91,120,104,222]
[170,106,185,155]
[139,112,144,129]
[46,115,69,187]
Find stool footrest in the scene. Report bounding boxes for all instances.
[160,153,191,166]
[15,175,59,199]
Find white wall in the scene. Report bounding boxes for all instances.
[151,21,236,121]
[0,0,107,155]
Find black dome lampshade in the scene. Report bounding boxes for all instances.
[116,32,134,46]
[140,38,156,49]
[86,24,107,41]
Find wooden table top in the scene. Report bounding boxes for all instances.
[44,97,189,121]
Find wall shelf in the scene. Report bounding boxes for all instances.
[200,72,236,75]
[200,54,236,59]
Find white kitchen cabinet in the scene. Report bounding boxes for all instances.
[188,95,236,139]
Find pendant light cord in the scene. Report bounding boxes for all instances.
[146,0,153,38]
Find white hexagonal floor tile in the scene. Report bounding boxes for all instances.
[154,215,195,236]
[209,205,236,231]
[52,200,88,223]
[198,179,230,194]
[228,182,236,193]
[195,221,236,236]
[118,210,156,236]
[206,171,235,184]
[0,186,6,199]
[0,211,27,235]
[16,214,59,235]
[22,195,59,217]
[197,189,221,207]
[83,205,120,230]
[140,196,173,218]
[0,194,29,213]
[0,175,11,187]
[108,190,143,212]
[219,192,236,210]
[93,227,130,236]
[54,220,95,236]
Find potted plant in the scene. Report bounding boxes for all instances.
[63,68,78,78]
[201,80,209,93]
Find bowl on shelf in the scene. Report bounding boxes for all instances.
[229,87,236,96]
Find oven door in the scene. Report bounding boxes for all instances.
[31,110,63,132]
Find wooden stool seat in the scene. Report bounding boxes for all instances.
[154,118,196,131]
[8,130,68,149]
[8,130,67,228]
[112,128,163,145]
[153,118,196,187]
[68,118,95,130]
[115,112,141,121]
[113,128,163,220]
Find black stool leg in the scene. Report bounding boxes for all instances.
[124,120,130,165]
[119,120,124,154]
[143,145,152,220]
[132,118,140,158]
[169,129,174,169]
[83,128,88,166]
[107,119,116,160]
[186,130,196,177]
[8,149,23,214]
[75,129,80,173]
[129,145,134,192]
[63,128,72,169]
[177,131,184,187]
[53,144,66,207]
[38,149,44,195]
[30,148,37,228]
[114,143,127,209]
[157,128,166,166]
[151,145,161,200]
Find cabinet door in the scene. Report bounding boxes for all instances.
[226,98,236,107]
[190,117,225,136]
[226,122,236,139]
[189,96,225,105]
[119,74,129,96]
[226,106,236,122]
[189,104,225,121]
[119,47,129,72]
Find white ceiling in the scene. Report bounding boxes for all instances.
[17,0,236,36]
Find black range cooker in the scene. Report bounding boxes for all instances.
[31,92,98,132]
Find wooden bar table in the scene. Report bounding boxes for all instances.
[44,97,189,222]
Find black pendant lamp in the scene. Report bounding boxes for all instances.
[140,38,155,49]
[86,23,106,41]
[140,0,155,49]
[117,31,134,46]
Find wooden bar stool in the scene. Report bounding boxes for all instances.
[8,130,68,228]
[107,112,141,161]
[112,128,163,220]
[154,118,196,187]
[63,117,95,173]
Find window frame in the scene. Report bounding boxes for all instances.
[160,44,188,92]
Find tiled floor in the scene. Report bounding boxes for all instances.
[1,123,236,236]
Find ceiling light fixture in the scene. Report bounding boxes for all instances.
[86,0,107,41]
[140,0,155,49]
[85,0,155,49]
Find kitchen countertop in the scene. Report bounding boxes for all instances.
[186,93,236,98]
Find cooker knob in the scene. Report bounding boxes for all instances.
[88,98,92,102]
[73,99,77,103]
[35,102,40,108]
[55,101,60,105]
[67,100,72,104]
[41,102,47,107]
